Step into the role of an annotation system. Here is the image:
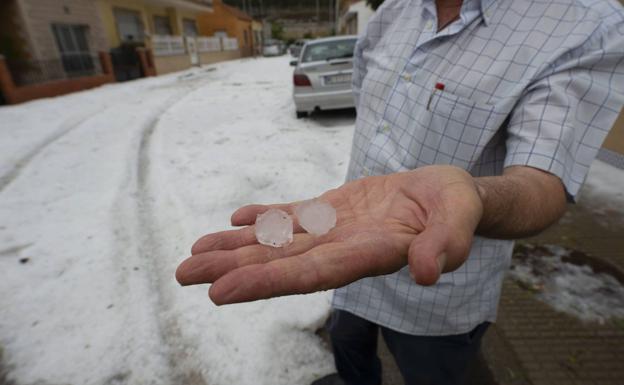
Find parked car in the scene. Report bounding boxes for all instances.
[289,39,309,57]
[263,39,285,56]
[291,36,358,118]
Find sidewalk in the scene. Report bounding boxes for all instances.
[480,161,624,385]
[318,161,624,385]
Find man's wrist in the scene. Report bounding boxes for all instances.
[473,178,488,207]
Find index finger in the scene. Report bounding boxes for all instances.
[230,203,298,226]
[192,208,306,255]
[191,226,257,255]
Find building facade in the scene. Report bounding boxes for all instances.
[252,20,264,56]
[197,0,255,57]
[95,0,243,75]
[337,0,374,36]
[0,0,110,84]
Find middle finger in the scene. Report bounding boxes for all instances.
[177,232,320,286]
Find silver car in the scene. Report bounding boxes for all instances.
[289,39,309,58]
[291,36,358,118]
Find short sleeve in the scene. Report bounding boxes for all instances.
[352,34,368,109]
[351,0,403,110]
[504,19,624,198]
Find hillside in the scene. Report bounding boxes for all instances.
[224,0,336,21]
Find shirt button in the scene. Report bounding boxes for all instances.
[382,123,391,132]
[425,20,433,30]
[403,73,412,82]
[362,168,370,177]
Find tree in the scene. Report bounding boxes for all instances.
[271,22,284,40]
[366,0,384,10]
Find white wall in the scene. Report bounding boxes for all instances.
[350,1,375,35]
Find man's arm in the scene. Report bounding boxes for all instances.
[473,166,567,240]
[176,165,568,304]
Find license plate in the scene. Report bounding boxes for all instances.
[325,74,351,85]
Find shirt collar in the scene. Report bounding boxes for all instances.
[421,0,497,27]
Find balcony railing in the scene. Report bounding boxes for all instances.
[222,37,239,51]
[197,37,221,53]
[151,35,240,57]
[152,35,186,56]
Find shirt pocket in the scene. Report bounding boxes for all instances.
[414,90,509,166]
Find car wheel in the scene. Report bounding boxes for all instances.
[296,111,308,119]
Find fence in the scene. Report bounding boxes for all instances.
[197,37,221,53]
[152,35,186,56]
[222,37,239,51]
[5,55,104,87]
[0,52,115,105]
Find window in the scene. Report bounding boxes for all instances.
[114,8,144,42]
[52,24,95,76]
[301,38,357,63]
[182,19,198,37]
[153,15,172,36]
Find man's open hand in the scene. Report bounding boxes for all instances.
[175,165,484,305]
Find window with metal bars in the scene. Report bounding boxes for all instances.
[51,24,95,77]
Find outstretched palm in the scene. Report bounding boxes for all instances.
[176,165,484,305]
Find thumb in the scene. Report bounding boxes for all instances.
[407,223,474,286]
[407,224,449,286]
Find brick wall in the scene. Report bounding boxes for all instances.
[0,52,115,104]
[17,0,108,60]
[599,110,624,168]
[0,0,31,61]
[604,111,624,153]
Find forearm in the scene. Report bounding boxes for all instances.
[473,166,568,239]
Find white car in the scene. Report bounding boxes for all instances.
[291,36,357,118]
[263,39,284,56]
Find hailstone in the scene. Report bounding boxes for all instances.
[255,208,293,247]
[294,199,337,236]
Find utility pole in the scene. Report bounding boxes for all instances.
[335,0,340,34]
[316,0,320,23]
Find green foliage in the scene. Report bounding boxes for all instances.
[366,0,384,10]
[271,22,284,40]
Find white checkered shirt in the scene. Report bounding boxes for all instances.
[332,0,624,335]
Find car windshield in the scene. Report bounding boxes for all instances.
[301,39,357,63]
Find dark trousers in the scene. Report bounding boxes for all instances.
[328,309,489,385]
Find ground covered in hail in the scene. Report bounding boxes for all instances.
[0,56,354,385]
[1,55,623,385]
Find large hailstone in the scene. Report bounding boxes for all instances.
[255,208,293,247]
[295,199,337,236]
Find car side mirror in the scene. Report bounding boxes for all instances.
[289,60,298,67]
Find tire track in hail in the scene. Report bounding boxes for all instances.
[119,76,215,384]
[0,86,161,194]
[0,107,110,193]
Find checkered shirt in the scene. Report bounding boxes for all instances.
[332,0,624,335]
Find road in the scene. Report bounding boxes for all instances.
[0,56,355,385]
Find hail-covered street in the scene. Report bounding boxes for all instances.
[0,56,355,385]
